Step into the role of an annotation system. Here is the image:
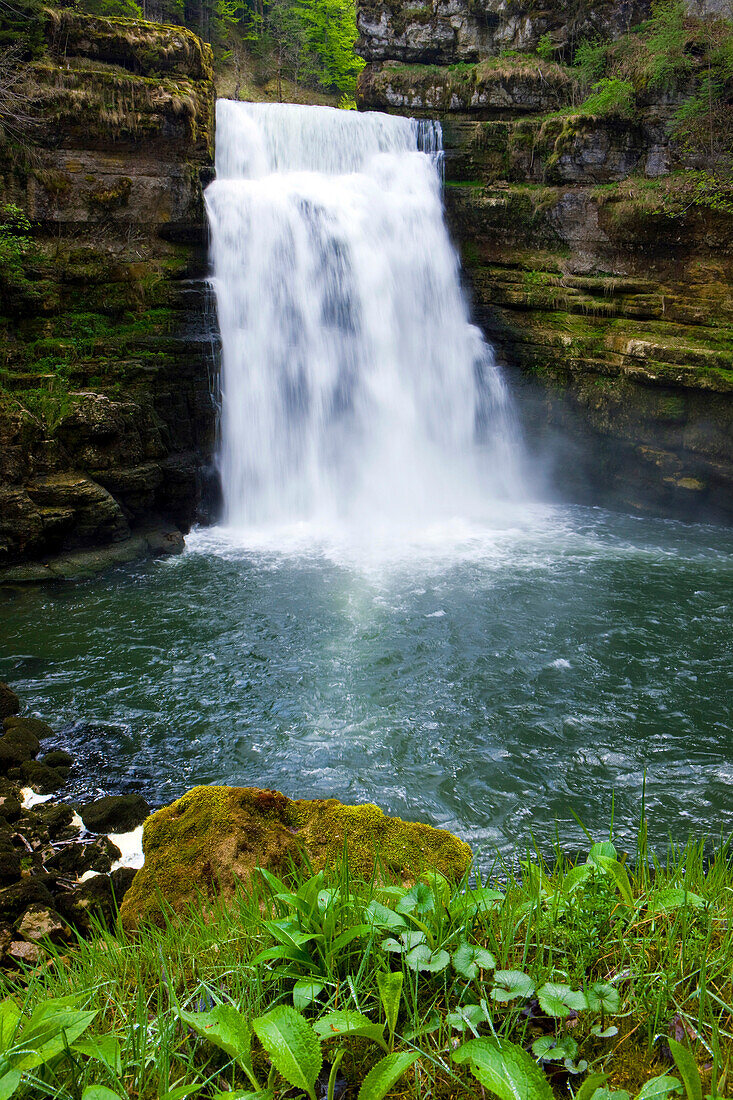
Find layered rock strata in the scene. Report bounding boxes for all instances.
[0,11,218,580]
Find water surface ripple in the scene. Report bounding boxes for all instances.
[1,504,732,862]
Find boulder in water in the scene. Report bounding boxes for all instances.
[0,686,19,720]
[120,786,472,929]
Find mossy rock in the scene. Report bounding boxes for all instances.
[119,786,472,930]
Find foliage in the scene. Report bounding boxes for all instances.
[79,0,143,17]
[577,78,636,118]
[536,34,555,63]
[0,205,31,272]
[0,823,731,1099]
[573,38,608,93]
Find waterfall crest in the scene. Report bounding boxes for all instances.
[206,100,523,531]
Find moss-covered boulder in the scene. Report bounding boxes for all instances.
[119,786,472,930]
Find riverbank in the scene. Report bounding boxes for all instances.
[0,685,730,1100]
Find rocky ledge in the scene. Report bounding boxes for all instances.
[0,10,219,581]
[0,681,150,965]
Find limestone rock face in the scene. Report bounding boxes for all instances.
[0,11,218,580]
[357,0,652,64]
[119,786,473,929]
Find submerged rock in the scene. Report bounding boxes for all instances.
[120,785,473,930]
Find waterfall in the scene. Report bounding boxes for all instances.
[205,100,523,532]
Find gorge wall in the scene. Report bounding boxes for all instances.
[357,0,733,522]
[0,10,217,581]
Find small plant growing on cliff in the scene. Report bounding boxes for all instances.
[577,78,636,118]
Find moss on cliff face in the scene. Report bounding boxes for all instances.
[0,8,217,575]
[119,786,473,930]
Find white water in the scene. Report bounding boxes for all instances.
[205,100,524,533]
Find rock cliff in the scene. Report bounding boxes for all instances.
[357,0,733,521]
[0,10,218,581]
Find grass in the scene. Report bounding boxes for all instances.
[1,817,732,1099]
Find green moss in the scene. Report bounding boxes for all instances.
[119,786,473,930]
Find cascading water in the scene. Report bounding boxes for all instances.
[205,100,524,532]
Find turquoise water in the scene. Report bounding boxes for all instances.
[1,503,732,862]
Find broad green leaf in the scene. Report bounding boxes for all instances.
[252,1005,322,1100]
[562,865,593,894]
[81,1088,124,1100]
[0,1071,20,1100]
[74,1034,123,1073]
[575,1073,608,1100]
[453,1036,555,1100]
[0,1005,20,1054]
[405,945,450,973]
[591,1025,619,1038]
[381,933,425,954]
[159,1086,202,1100]
[396,882,434,917]
[452,943,496,980]
[594,856,634,907]
[490,970,535,1003]
[293,980,325,1011]
[179,1004,254,1076]
[256,866,289,896]
[588,842,618,862]
[13,1009,98,1071]
[537,982,588,1018]
[635,1076,683,1100]
[650,890,705,914]
[365,901,408,932]
[451,888,505,918]
[587,982,621,1015]
[532,1035,578,1061]
[381,938,404,955]
[376,971,402,1038]
[314,1011,387,1051]
[401,931,427,950]
[668,1038,703,1100]
[210,1093,267,1100]
[447,1004,486,1034]
[250,946,319,971]
[591,1089,632,1100]
[331,925,373,952]
[358,1051,419,1100]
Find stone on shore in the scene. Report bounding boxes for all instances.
[120,785,473,930]
[80,793,151,835]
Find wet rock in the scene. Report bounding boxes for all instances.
[0,878,56,921]
[47,836,121,877]
[0,842,22,886]
[0,686,19,720]
[15,904,68,945]
[111,866,137,902]
[81,794,150,835]
[3,716,54,741]
[0,723,41,772]
[0,793,22,825]
[57,874,116,932]
[120,786,473,930]
[32,803,75,840]
[40,750,74,770]
[7,940,40,967]
[19,761,67,794]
